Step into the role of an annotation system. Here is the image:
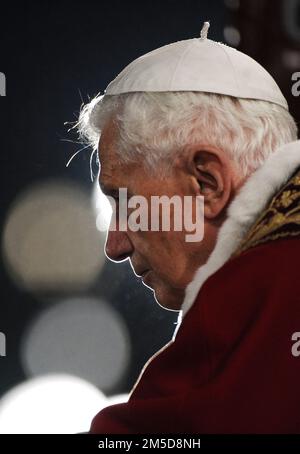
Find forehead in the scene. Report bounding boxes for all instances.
[98,121,122,177]
[98,120,138,193]
[98,119,119,165]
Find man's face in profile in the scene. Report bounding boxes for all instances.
[98,120,212,311]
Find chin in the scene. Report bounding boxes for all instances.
[142,273,184,311]
[153,286,183,312]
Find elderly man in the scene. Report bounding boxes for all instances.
[78,23,300,433]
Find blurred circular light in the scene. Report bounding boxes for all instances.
[21,297,130,392]
[108,393,129,405]
[2,179,106,293]
[0,374,107,434]
[223,26,241,47]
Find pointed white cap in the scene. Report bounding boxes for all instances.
[105,22,288,110]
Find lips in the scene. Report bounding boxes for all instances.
[134,267,149,278]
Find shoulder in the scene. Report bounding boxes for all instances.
[193,236,300,314]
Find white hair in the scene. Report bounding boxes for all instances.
[77,91,298,177]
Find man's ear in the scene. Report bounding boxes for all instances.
[185,144,234,220]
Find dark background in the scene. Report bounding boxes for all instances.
[0,0,299,429]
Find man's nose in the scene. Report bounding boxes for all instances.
[105,229,133,262]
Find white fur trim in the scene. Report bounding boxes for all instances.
[181,140,300,317]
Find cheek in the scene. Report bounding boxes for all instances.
[153,237,180,271]
[152,251,186,287]
[156,236,200,287]
[133,228,193,283]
